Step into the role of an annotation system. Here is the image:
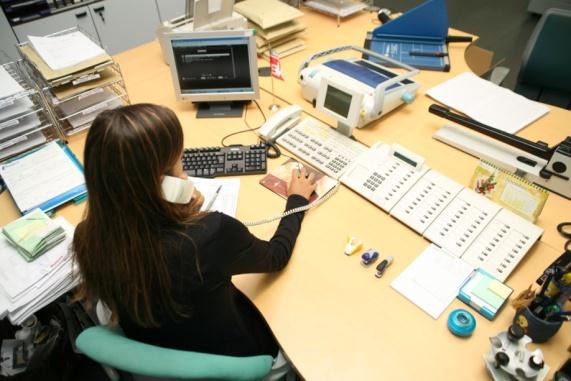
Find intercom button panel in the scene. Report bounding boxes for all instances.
[423,188,502,258]
[390,169,464,234]
[340,143,429,212]
[277,117,367,179]
[460,209,543,282]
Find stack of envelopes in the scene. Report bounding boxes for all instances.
[235,0,306,58]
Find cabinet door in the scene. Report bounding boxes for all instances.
[0,10,19,63]
[89,0,160,55]
[156,0,190,22]
[13,6,99,44]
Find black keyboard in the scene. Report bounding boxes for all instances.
[182,144,267,178]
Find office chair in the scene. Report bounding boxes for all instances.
[75,325,274,381]
[492,8,571,109]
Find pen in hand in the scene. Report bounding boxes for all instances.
[205,185,222,211]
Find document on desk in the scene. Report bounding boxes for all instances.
[426,72,549,134]
[0,216,76,325]
[28,31,106,71]
[190,177,240,217]
[0,141,86,214]
[391,244,474,319]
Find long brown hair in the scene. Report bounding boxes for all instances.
[73,103,202,327]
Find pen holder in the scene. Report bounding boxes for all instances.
[513,307,562,343]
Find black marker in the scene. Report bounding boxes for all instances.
[409,51,448,58]
[375,256,394,278]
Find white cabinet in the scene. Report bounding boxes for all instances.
[156,0,189,22]
[13,6,99,44]
[89,0,160,54]
[11,0,161,55]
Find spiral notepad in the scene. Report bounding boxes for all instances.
[469,160,549,222]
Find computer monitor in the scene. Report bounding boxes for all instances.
[166,29,259,118]
[315,77,363,137]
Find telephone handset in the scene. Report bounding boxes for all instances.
[161,175,195,204]
[259,104,303,142]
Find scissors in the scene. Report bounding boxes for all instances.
[558,222,571,252]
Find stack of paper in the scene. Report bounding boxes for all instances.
[2,209,67,262]
[18,32,113,88]
[0,217,77,325]
[17,30,127,135]
[235,0,306,58]
[0,63,48,162]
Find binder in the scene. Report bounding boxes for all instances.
[0,140,87,215]
[364,0,451,72]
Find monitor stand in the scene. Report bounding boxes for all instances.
[195,101,248,118]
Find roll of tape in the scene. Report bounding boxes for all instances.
[448,309,476,337]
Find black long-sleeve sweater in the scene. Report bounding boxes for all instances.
[119,195,308,357]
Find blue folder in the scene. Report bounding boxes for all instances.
[0,140,87,215]
[364,0,451,72]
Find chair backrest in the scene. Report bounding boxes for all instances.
[516,8,571,109]
[76,326,273,381]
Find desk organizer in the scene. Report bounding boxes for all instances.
[0,61,59,162]
[16,27,130,137]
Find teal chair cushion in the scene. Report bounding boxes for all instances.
[76,326,273,381]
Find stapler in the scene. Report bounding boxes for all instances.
[429,104,571,199]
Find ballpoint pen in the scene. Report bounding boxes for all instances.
[205,185,222,211]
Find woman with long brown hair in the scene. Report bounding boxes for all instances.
[73,103,316,358]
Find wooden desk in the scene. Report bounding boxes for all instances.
[1,9,569,380]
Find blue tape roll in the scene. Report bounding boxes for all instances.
[448,309,476,337]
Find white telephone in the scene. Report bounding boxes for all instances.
[258,104,303,142]
[161,175,195,204]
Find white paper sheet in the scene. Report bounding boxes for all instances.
[0,66,25,100]
[391,244,474,319]
[0,112,41,141]
[426,72,550,134]
[0,141,85,213]
[189,177,240,217]
[0,96,34,122]
[28,31,105,71]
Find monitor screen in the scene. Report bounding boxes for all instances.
[167,30,259,103]
[323,85,352,118]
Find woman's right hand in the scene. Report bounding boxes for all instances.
[287,167,317,201]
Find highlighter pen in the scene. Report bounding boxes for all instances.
[409,51,448,58]
[375,256,394,278]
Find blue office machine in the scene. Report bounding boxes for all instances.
[364,0,450,72]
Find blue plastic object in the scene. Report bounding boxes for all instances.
[401,92,416,104]
[361,249,379,266]
[447,309,476,337]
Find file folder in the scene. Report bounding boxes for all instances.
[0,140,87,215]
